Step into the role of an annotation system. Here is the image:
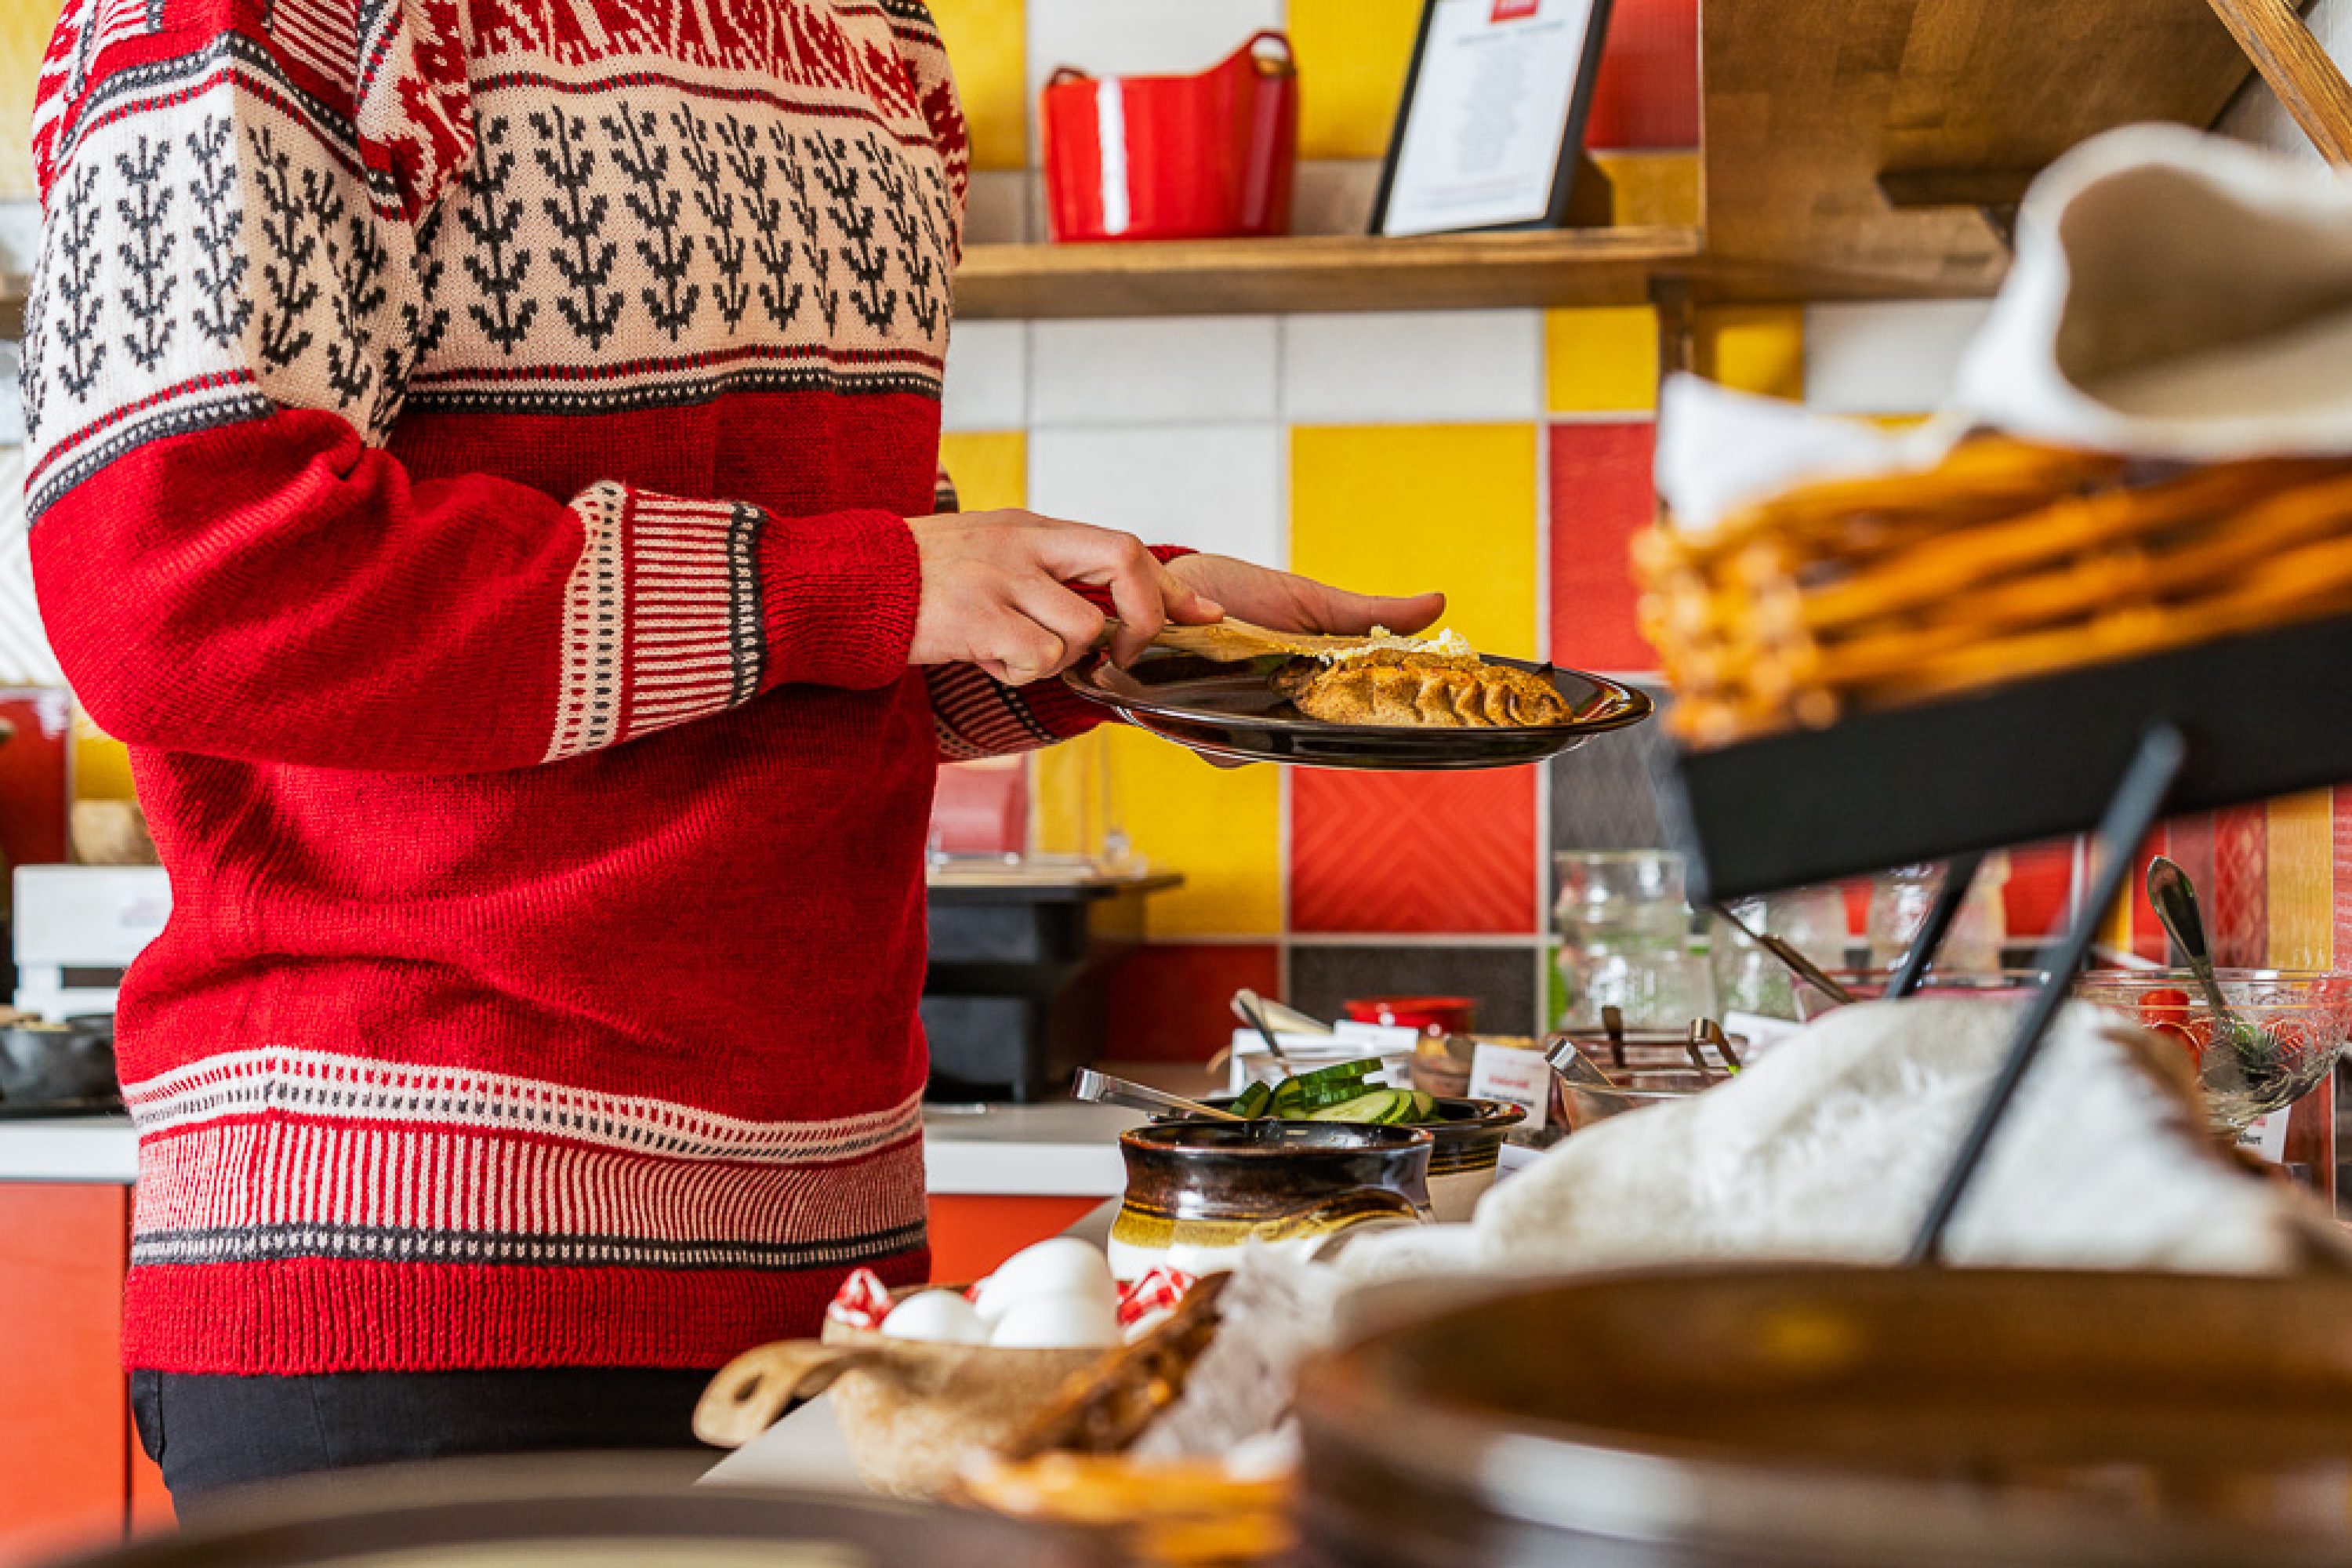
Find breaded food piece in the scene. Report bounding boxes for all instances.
[1276,655,1575,728]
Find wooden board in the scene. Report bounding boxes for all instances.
[952,227,1703,319]
[1702,0,2261,298]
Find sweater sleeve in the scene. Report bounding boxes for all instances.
[923,543,1193,761]
[21,0,919,775]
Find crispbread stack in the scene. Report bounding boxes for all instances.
[1635,438,2352,746]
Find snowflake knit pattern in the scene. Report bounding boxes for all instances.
[24,0,1118,1374]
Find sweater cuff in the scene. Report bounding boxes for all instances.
[759,507,921,691]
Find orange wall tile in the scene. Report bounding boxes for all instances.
[1291,768,1539,935]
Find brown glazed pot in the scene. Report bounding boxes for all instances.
[1159,1097,1525,1223]
[1109,1120,1432,1280]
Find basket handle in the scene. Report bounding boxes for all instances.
[1244,29,1295,74]
[691,1340,891,1448]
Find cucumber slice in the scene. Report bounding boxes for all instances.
[1270,1078,1308,1118]
[1309,1089,1399,1123]
[1408,1090,1437,1123]
[1296,1076,1385,1112]
[1230,1082,1273,1120]
[1287,1058,1382,1091]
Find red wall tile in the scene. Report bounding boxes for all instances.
[1548,423,1657,673]
[2125,824,2171,964]
[2213,803,2270,968]
[1585,0,1700,150]
[1292,769,1539,935]
[2334,790,2352,972]
[2002,840,2076,942]
[1098,942,1279,1062]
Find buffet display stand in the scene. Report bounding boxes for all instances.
[1660,613,2352,1258]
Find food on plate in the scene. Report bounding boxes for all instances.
[1273,652,1575,729]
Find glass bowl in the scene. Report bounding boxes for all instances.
[2072,969,2352,1132]
[1789,968,2049,1023]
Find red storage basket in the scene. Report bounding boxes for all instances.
[1040,31,1298,243]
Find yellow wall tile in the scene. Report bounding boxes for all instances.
[926,0,1029,171]
[1103,724,1282,936]
[1287,0,1423,161]
[1697,307,1806,401]
[1,1,63,198]
[1290,425,1538,657]
[1545,306,1657,415]
[938,430,1026,514]
[1590,151,1700,228]
[2268,790,2335,971]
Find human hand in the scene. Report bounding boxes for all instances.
[908,510,1224,685]
[1163,554,1445,640]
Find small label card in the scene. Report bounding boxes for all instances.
[2237,1109,2292,1165]
[1468,1040,1552,1131]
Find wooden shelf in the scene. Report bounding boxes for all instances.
[0,278,23,342]
[1702,0,2262,299]
[951,227,1703,320]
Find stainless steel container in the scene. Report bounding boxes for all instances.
[1298,1266,2352,1566]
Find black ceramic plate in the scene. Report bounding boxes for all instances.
[1063,650,1652,770]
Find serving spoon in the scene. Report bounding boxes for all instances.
[2143,855,2270,1081]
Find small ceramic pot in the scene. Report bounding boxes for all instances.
[0,1018,117,1105]
[1109,1120,1432,1280]
[1419,1098,1527,1222]
[1158,1097,1525,1225]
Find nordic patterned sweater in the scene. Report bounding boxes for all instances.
[24,0,1126,1374]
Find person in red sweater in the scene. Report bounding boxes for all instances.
[24,0,1440,1503]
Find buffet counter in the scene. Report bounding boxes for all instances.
[0,1087,1176,1192]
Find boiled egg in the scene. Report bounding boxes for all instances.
[878,1289,987,1345]
[971,1237,1116,1326]
[989,1290,1121,1349]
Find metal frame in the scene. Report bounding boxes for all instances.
[1906,724,2190,1264]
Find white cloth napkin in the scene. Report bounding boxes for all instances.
[1657,124,2352,528]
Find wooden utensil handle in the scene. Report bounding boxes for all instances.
[692,1341,889,1449]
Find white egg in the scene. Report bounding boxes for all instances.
[878,1289,987,1345]
[988,1290,1122,1349]
[971,1238,1116,1326]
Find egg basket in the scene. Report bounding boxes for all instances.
[695,1276,1229,1503]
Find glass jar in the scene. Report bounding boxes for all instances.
[1711,886,1852,1020]
[1553,851,1711,1029]
[1867,853,2010,972]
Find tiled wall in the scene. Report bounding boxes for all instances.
[927,0,1704,1057]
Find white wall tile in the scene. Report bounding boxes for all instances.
[1281,310,1541,424]
[942,321,1029,432]
[1029,424,1283,564]
[1802,300,1995,416]
[1026,0,1287,154]
[1032,316,1278,425]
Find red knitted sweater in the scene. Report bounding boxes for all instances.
[25,0,1120,1373]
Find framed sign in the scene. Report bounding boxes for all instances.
[1370,0,1617,238]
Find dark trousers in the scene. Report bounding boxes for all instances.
[132,1367,714,1513]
